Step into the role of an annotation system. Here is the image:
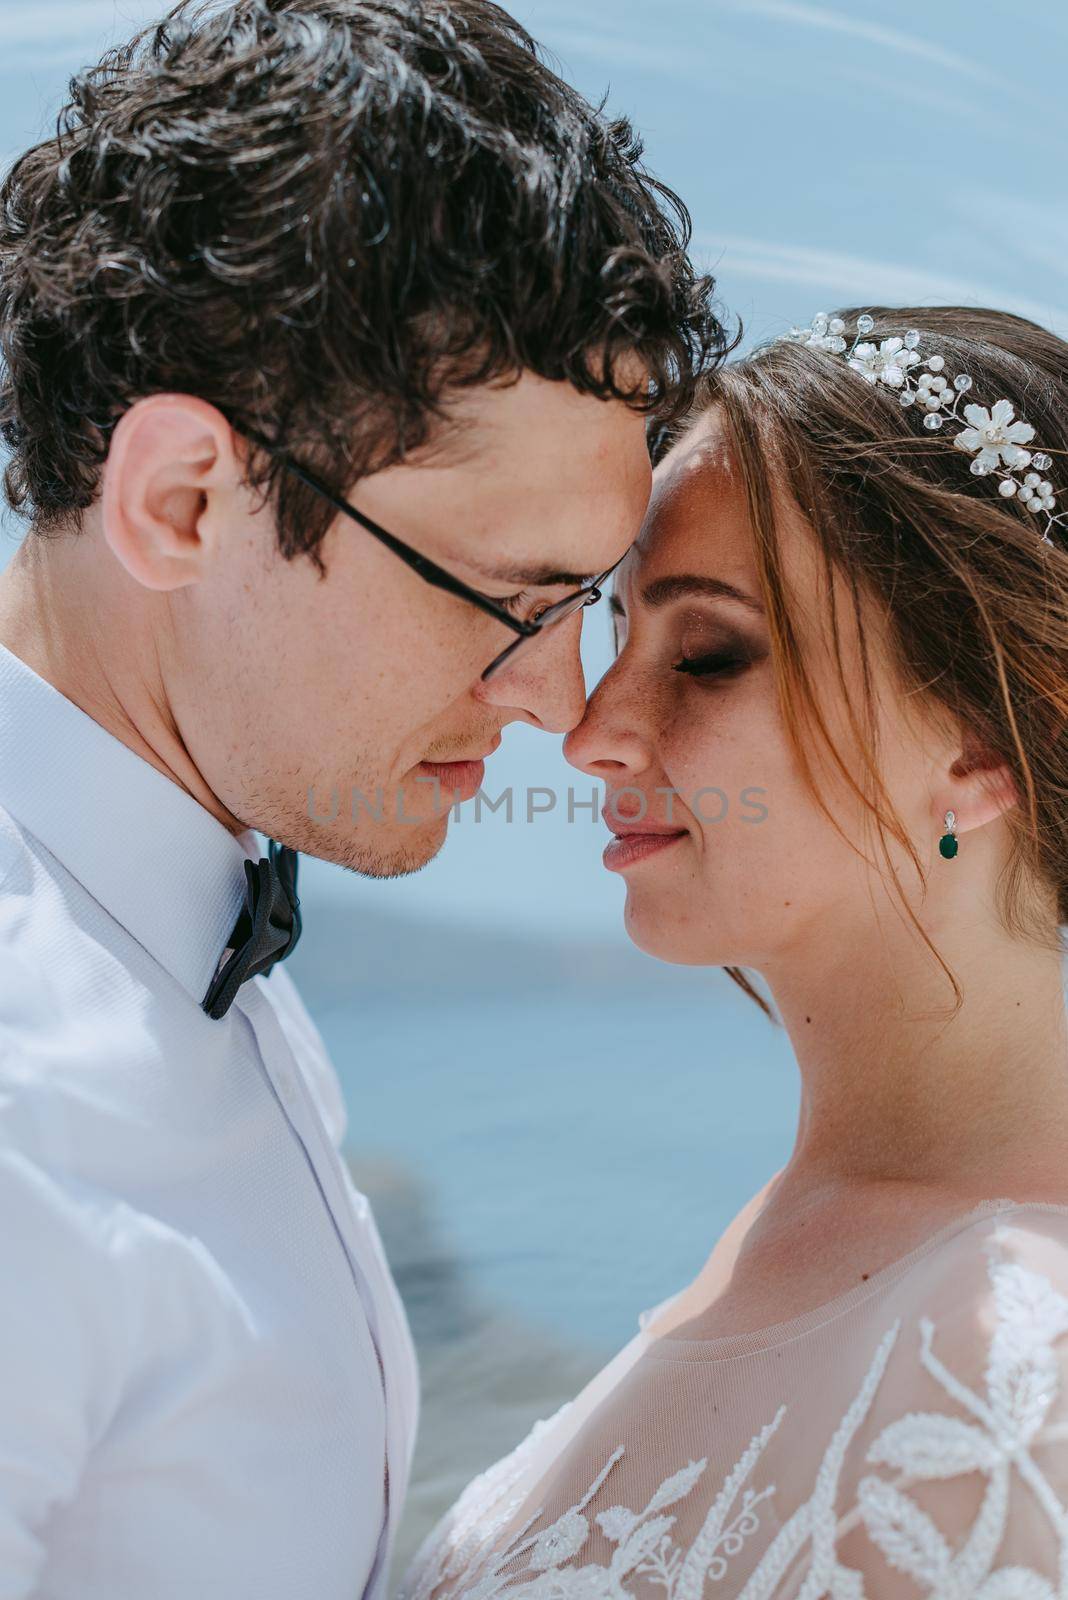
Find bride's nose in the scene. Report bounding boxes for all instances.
[562,671,653,779]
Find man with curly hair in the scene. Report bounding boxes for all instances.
[0,1,726,1594]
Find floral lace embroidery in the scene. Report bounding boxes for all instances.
[401,1403,577,1600]
[400,1235,1068,1600]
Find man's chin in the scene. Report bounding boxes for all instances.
[302,813,450,878]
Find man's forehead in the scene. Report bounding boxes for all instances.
[435,369,650,450]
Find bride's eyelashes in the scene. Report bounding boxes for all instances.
[606,598,764,676]
[672,651,745,678]
[672,644,758,679]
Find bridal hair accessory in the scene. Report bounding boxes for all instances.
[938,809,958,861]
[781,313,1065,547]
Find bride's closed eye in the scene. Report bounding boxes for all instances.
[672,649,750,678]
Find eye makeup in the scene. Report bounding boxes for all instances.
[669,605,766,681]
[608,591,767,678]
[672,647,752,679]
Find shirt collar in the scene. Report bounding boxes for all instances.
[0,641,261,1009]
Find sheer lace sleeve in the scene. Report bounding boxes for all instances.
[396,1201,1068,1600]
[793,1208,1068,1600]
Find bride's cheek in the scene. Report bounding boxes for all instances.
[664,695,758,820]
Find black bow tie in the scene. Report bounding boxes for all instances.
[201,839,303,1020]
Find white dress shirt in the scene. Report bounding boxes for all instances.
[0,641,419,1600]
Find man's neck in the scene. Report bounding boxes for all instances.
[0,527,245,835]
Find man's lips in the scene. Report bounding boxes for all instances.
[415,738,501,804]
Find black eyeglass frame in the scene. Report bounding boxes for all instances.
[230,420,627,682]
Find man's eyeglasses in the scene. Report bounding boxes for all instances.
[230,421,626,682]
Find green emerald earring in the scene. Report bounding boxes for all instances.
[938,808,958,859]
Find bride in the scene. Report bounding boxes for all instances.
[398,305,1068,1600]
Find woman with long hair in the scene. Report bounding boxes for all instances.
[400,306,1068,1600]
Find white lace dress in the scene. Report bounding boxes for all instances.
[397,1198,1068,1600]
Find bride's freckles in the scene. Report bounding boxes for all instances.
[567,406,857,970]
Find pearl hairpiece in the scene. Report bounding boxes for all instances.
[780,312,1065,548]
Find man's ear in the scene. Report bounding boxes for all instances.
[100,394,240,592]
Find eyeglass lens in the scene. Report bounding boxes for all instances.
[481,583,604,681]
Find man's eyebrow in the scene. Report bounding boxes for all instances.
[459,557,605,588]
[610,574,764,615]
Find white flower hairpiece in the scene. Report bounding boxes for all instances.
[780,312,1065,547]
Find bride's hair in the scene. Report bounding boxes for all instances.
[672,306,1068,1020]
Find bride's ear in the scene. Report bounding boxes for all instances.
[941,724,1019,834]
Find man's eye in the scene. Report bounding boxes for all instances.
[499,592,552,623]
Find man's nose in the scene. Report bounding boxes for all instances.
[475,611,589,734]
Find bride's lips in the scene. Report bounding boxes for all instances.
[601,811,689,873]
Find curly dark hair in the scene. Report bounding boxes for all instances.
[0,0,731,566]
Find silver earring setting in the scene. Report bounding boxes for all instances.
[938,809,958,860]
